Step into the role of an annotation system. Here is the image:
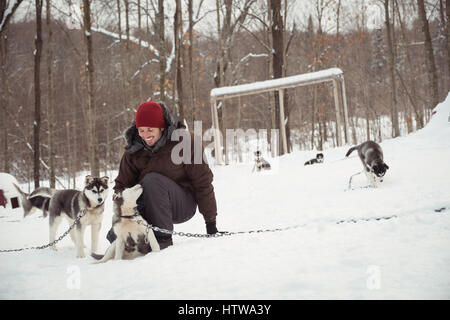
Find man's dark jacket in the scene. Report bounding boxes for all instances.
[114,104,217,223]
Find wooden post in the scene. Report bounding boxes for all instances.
[278,89,288,154]
[211,99,223,165]
[339,75,350,144]
[332,79,343,146]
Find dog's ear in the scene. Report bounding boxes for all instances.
[85,175,94,185]
[100,176,110,185]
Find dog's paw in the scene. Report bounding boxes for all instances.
[76,251,86,258]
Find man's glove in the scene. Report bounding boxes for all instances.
[206,220,218,235]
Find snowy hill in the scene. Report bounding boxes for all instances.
[1,95,449,299]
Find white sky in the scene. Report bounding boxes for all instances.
[10,0,388,35]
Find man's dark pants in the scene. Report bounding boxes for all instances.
[137,172,197,249]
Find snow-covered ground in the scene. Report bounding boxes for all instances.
[1,95,450,300]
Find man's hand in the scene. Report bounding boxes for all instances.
[206,220,218,235]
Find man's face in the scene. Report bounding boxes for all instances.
[138,127,164,147]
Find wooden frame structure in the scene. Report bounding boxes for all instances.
[210,68,350,165]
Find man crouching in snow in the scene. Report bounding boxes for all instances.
[107,101,220,249]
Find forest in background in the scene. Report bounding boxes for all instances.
[1,0,449,188]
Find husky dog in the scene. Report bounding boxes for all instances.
[253,150,271,172]
[91,184,160,263]
[346,140,389,187]
[29,175,109,258]
[304,153,324,166]
[13,184,51,217]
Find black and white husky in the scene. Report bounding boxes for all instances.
[29,175,109,258]
[91,184,160,263]
[13,184,51,217]
[253,151,271,172]
[304,153,324,166]
[346,140,389,187]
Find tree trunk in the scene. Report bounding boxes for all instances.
[447,0,450,88]
[1,1,24,173]
[158,0,166,103]
[174,0,184,122]
[418,0,440,108]
[188,0,195,125]
[267,0,276,156]
[215,0,224,132]
[46,0,55,188]
[0,0,25,37]
[271,0,284,155]
[83,0,99,177]
[125,0,130,49]
[384,0,400,138]
[394,0,424,129]
[138,0,142,47]
[124,0,132,120]
[34,0,43,188]
[282,0,291,153]
[117,0,122,41]
[365,107,371,141]
[0,27,8,173]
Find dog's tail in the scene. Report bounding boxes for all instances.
[28,187,57,199]
[13,183,28,197]
[345,145,358,157]
[91,253,104,260]
[13,183,33,217]
[91,241,117,264]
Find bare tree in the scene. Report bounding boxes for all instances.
[158,0,166,103]
[271,0,282,152]
[394,0,424,129]
[0,29,7,172]
[117,0,122,41]
[383,0,400,137]
[46,0,56,188]
[34,0,43,188]
[83,0,99,176]
[447,0,450,86]
[0,0,16,171]
[174,0,184,122]
[417,0,439,108]
[188,0,195,124]
[0,0,25,36]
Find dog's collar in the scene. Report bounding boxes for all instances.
[120,209,140,219]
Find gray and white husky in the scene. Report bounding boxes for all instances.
[345,140,389,188]
[91,184,160,263]
[29,175,109,258]
[13,184,51,218]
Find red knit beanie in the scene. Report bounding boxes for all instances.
[135,101,165,128]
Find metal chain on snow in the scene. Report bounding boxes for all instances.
[0,209,87,253]
[134,213,405,239]
[135,217,310,238]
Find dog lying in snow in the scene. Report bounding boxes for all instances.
[91,184,160,263]
[304,153,324,166]
[345,140,389,188]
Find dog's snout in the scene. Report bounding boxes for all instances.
[98,198,102,203]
